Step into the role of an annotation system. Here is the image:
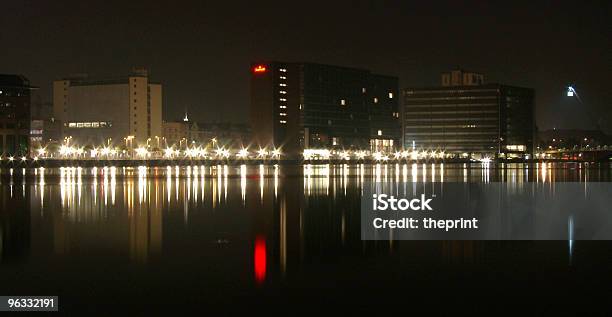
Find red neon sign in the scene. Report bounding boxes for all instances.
[253,65,267,73]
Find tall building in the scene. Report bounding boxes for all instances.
[403,70,534,159]
[53,68,162,145]
[0,74,37,156]
[250,62,400,156]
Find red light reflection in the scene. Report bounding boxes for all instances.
[254,236,267,284]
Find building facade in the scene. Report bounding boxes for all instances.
[53,68,162,145]
[0,74,37,156]
[403,70,534,158]
[250,62,400,156]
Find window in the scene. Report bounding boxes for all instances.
[279,90,287,94]
[362,87,366,93]
[374,97,378,104]
[378,130,382,136]
[279,98,286,101]
[340,99,346,106]
[279,68,287,72]
[388,92,393,98]
[279,83,287,87]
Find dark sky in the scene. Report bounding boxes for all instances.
[2,0,610,133]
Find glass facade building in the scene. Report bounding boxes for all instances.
[403,83,534,158]
[250,62,400,157]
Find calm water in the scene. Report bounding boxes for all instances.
[1,163,611,314]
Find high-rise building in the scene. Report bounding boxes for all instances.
[403,69,534,159]
[53,68,162,145]
[0,74,37,156]
[250,62,400,156]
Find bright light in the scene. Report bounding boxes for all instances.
[271,148,281,158]
[135,147,149,157]
[355,151,367,159]
[164,147,175,158]
[33,157,39,161]
[480,157,492,164]
[303,149,330,160]
[37,148,46,156]
[21,156,27,162]
[8,156,14,161]
[185,147,198,158]
[237,148,249,158]
[90,148,99,158]
[567,86,575,97]
[216,148,230,158]
[257,148,268,158]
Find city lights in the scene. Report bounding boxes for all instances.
[257,148,268,158]
[135,147,149,158]
[237,148,250,159]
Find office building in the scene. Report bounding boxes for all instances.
[250,62,400,156]
[403,69,534,158]
[0,74,37,156]
[53,68,162,145]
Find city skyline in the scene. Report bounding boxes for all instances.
[1,1,610,133]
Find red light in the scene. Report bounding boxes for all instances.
[253,65,267,73]
[254,236,267,284]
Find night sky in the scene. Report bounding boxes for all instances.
[2,0,610,133]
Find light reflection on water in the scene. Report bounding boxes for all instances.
[0,162,611,284]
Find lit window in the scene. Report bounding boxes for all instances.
[377,130,382,136]
[279,91,287,94]
[388,92,393,98]
[279,98,286,101]
[374,97,378,103]
[340,99,346,106]
[279,68,287,72]
[279,113,287,116]
[279,83,287,87]
[279,120,287,124]
[279,76,286,80]
[362,88,366,93]
[279,105,287,109]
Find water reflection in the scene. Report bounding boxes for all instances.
[0,163,611,282]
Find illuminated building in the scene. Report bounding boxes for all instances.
[250,62,400,156]
[403,69,534,158]
[53,68,162,144]
[0,74,37,156]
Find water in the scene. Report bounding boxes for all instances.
[1,163,611,313]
